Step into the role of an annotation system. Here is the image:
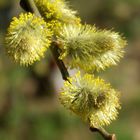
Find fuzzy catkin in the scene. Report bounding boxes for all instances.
[59,72,121,127]
[5,13,52,66]
[35,0,80,22]
[57,24,127,72]
[35,0,81,29]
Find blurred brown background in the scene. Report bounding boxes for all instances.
[0,0,140,140]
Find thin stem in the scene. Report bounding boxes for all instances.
[90,127,117,140]
[50,42,70,81]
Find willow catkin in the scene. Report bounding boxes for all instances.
[57,24,127,72]
[59,71,121,127]
[5,13,52,66]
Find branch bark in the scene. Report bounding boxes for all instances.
[90,127,117,140]
[50,42,70,81]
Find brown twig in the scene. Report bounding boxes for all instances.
[50,42,70,81]
[90,127,117,140]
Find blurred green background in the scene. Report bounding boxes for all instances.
[0,0,140,140]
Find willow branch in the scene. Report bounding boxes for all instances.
[20,0,117,139]
[50,42,70,81]
[90,127,117,140]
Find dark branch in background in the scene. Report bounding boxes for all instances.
[20,0,41,16]
[20,0,116,139]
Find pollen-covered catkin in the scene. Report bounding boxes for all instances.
[59,72,121,127]
[57,24,127,72]
[5,13,52,66]
[34,0,80,27]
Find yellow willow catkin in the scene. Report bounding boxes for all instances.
[57,24,127,72]
[5,13,52,66]
[59,71,121,127]
[34,0,81,32]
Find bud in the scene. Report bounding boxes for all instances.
[5,13,52,66]
[59,72,121,127]
[35,0,80,25]
[57,24,127,72]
